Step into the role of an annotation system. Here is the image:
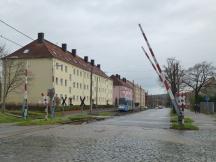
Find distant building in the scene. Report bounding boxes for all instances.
[147,94,169,107]
[134,83,146,107]
[110,74,146,108]
[4,33,113,106]
[110,74,133,108]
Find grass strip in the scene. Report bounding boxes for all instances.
[170,110,199,130]
[0,112,22,123]
[16,113,106,126]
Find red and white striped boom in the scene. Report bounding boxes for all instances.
[141,46,162,82]
[138,24,181,116]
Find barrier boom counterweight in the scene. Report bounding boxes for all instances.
[138,24,184,124]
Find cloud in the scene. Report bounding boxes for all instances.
[0,0,215,94]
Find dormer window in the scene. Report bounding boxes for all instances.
[23,49,29,54]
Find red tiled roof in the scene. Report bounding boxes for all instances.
[6,39,110,79]
[110,75,133,89]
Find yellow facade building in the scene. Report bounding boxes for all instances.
[5,33,113,106]
[134,84,146,107]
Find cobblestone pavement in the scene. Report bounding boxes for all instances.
[0,108,216,162]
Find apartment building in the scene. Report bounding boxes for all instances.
[134,83,146,107]
[126,80,146,107]
[110,74,133,108]
[5,33,113,106]
[110,74,146,108]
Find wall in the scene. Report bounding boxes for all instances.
[134,84,145,107]
[113,85,133,105]
[53,58,113,106]
[6,58,53,104]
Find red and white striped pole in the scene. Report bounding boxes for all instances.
[23,60,29,119]
[141,46,162,82]
[138,24,183,122]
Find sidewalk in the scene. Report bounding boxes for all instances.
[185,109,216,130]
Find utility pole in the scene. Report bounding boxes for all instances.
[140,85,142,111]
[96,76,98,107]
[90,60,94,113]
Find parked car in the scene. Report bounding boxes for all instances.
[158,105,163,109]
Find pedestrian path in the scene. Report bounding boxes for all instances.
[185,109,216,130]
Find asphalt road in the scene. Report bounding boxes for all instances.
[0,108,215,162]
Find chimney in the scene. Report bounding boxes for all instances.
[118,75,121,79]
[97,64,101,69]
[62,43,67,52]
[72,49,76,56]
[115,74,118,77]
[37,33,44,43]
[84,56,88,62]
[90,59,95,66]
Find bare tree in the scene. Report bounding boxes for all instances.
[183,61,216,104]
[1,45,26,112]
[162,58,185,95]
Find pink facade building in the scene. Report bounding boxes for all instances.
[110,75,133,108]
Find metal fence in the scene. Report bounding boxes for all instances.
[200,102,215,114]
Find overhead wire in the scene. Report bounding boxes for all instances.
[0,34,23,47]
[0,19,34,40]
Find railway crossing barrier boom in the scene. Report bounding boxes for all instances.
[138,24,184,124]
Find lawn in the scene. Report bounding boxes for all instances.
[0,112,22,123]
[171,122,199,130]
[16,113,106,126]
[97,111,115,116]
[170,111,199,130]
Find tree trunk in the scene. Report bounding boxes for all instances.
[1,59,6,113]
[194,92,199,104]
[1,95,6,113]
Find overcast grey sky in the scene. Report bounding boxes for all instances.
[0,0,215,94]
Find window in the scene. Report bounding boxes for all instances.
[65,66,67,72]
[73,95,75,100]
[84,84,86,90]
[65,80,67,86]
[77,82,79,88]
[61,65,63,71]
[76,96,79,101]
[73,69,76,75]
[69,74,72,81]
[80,71,82,77]
[69,87,71,93]
[73,82,75,88]
[56,63,59,70]
[60,78,63,85]
[56,77,58,85]
[80,83,82,89]
[77,69,79,76]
